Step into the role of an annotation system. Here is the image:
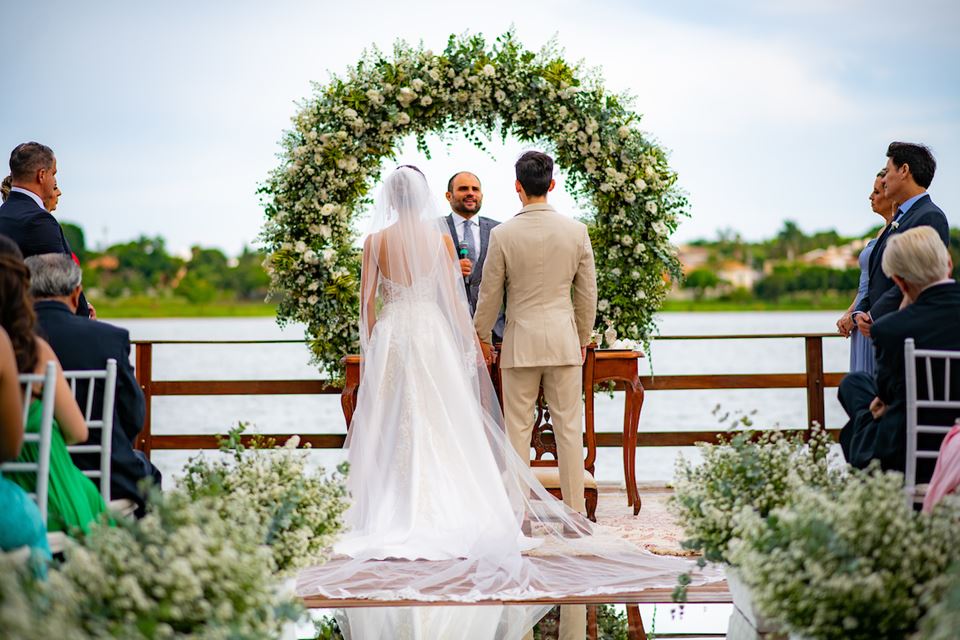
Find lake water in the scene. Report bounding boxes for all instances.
[111,311,850,488]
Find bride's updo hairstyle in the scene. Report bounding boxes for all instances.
[383,165,431,222]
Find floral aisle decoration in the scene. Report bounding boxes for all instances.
[915,558,960,640]
[670,426,839,567]
[181,424,349,574]
[728,470,960,640]
[60,490,301,639]
[260,31,687,377]
[0,556,87,640]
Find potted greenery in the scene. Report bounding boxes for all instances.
[728,469,960,640]
[670,426,837,632]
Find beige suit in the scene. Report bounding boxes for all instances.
[474,202,597,513]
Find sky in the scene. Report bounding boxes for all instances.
[2,0,958,255]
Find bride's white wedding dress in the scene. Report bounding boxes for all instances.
[334,272,541,561]
[296,167,718,603]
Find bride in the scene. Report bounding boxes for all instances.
[297,166,716,602]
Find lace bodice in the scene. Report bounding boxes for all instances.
[378,275,439,305]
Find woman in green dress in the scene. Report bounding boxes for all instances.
[0,237,106,535]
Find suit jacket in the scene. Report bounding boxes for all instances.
[854,194,949,320]
[34,300,157,511]
[0,191,90,317]
[474,202,597,369]
[444,213,505,341]
[843,282,960,479]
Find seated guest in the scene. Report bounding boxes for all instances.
[26,253,160,516]
[0,142,91,317]
[0,236,106,534]
[839,226,960,481]
[923,422,960,513]
[0,325,51,565]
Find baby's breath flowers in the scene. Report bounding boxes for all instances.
[728,470,960,640]
[181,423,349,574]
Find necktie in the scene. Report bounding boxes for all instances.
[462,219,477,282]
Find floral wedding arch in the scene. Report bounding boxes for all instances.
[260,32,685,378]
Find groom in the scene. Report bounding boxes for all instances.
[474,151,597,514]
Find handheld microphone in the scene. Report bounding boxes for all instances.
[458,242,470,283]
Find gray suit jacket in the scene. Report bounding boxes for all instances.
[445,213,505,341]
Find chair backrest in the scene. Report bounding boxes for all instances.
[63,359,117,503]
[904,338,960,502]
[0,361,57,523]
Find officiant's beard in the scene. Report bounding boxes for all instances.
[451,198,482,217]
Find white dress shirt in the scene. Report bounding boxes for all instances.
[452,213,481,251]
[10,186,46,211]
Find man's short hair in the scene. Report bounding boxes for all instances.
[882,226,950,287]
[447,171,480,193]
[24,253,82,298]
[515,151,553,197]
[9,142,55,182]
[887,142,936,189]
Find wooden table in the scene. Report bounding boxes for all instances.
[341,347,645,515]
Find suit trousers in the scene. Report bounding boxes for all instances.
[838,372,877,462]
[501,364,585,514]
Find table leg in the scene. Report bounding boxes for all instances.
[630,381,644,515]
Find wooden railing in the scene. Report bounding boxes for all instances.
[132,333,845,459]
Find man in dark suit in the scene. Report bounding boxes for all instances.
[0,142,91,317]
[839,227,960,481]
[26,253,160,516]
[444,171,505,341]
[853,142,948,337]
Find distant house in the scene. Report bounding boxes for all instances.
[677,245,711,274]
[798,238,868,270]
[86,255,119,270]
[716,260,762,290]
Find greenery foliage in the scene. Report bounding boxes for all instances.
[729,471,960,640]
[181,424,349,574]
[260,31,687,376]
[670,425,838,565]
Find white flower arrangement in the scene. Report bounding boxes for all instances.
[728,470,960,640]
[181,424,349,574]
[58,490,302,638]
[670,425,838,565]
[260,31,687,375]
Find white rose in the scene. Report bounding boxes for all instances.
[557,106,568,118]
[342,108,358,119]
[598,299,610,311]
[322,249,336,264]
[589,141,601,155]
[319,225,332,238]
[646,201,658,215]
[397,87,417,107]
[635,178,647,192]
[321,203,336,215]
[618,125,630,138]
[303,249,318,264]
[453,76,465,88]
[584,158,597,174]
[411,78,425,91]
[294,241,307,253]
[634,242,646,254]
[564,121,579,134]
[645,164,656,179]
[482,64,496,77]
[624,192,636,203]
[396,112,411,125]
[494,89,506,102]
[652,221,668,235]
[637,290,647,300]
[611,268,622,277]
[428,69,440,81]
[420,95,433,107]
[307,295,319,305]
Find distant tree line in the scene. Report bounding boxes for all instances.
[683,221,960,302]
[61,223,269,304]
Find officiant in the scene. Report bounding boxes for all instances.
[444,171,505,342]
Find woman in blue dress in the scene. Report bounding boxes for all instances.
[836,170,896,374]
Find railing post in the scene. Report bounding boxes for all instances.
[134,342,154,459]
[804,336,825,435]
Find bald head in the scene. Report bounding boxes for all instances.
[445,171,483,218]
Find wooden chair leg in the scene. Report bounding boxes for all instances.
[626,605,647,640]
